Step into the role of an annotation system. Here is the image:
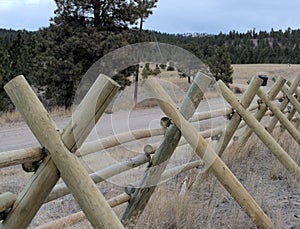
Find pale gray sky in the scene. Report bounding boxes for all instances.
[0,0,300,34]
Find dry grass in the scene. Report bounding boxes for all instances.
[126,123,300,229]
[232,64,300,84]
[0,106,73,125]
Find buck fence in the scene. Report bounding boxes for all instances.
[0,72,299,229]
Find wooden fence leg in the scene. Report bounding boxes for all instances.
[1,75,122,229]
[217,80,300,182]
[267,75,300,132]
[192,76,263,188]
[287,77,300,97]
[214,76,263,157]
[145,78,272,229]
[121,72,212,224]
[281,85,300,114]
[256,88,300,144]
[237,77,286,148]
[0,193,17,217]
[282,103,299,132]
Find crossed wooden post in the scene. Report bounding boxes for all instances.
[267,75,300,132]
[122,72,212,222]
[144,78,272,228]
[1,75,124,229]
[217,80,300,182]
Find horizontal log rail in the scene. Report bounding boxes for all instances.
[0,102,273,170]
[0,192,17,216]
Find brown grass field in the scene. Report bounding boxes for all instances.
[0,64,299,228]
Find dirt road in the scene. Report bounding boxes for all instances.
[0,96,229,153]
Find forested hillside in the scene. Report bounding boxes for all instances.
[153,28,300,64]
[1,2,300,112]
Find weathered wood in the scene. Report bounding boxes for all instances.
[0,147,44,169]
[256,88,300,144]
[37,193,130,229]
[48,120,252,203]
[267,75,300,132]
[0,105,238,169]
[192,76,263,189]
[46,152,152,202]
[77,128,164,156]
[282,104,299,132]
[121,72,212,223]
[281,84,300,114]
[189,107,233,122]
[145,78,272,228]
[287,78,300,97]
[237,77,286,147]
[217,80,300,182]
[1,75,122,229]
[38,159,203,229]
[189,104,258,123]
[215,76,263,157]
[0,193,17,214]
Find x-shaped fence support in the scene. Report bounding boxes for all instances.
[124,75,300,228]
[0,75,124,229]
[143,78,273,228]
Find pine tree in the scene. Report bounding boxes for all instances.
[53,0,158,31]
[35,0,157,108]
[208,46,234,86]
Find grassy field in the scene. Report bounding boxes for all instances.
[232,64,300,84]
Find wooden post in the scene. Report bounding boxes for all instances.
[287,78,300,97]
[256,88,300,144]
[121,72,212,223]
[280,84,300,114]
[237,77,286,147]
[145,78,272,229]
[1,75,122,229]
[0,193,17,214]
[192,76,263,188]
[282,102,299,132]
[215,76,263,157]
[217,80,300,182]
[267,75,300,132]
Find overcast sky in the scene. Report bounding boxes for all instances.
[1,0,300,34]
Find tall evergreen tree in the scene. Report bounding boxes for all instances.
[53,0,157,31]
[208,46,233,86]
[34,0,157,108]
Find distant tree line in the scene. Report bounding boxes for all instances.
[152,28,300,64]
